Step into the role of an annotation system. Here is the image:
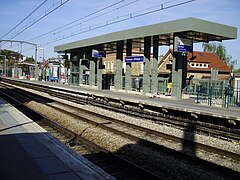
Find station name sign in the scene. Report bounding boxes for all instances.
[174,37,193,53]
[125,56,144,63]
[92,49,106,58]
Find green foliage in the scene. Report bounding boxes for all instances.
[234,68,240,73]
[0,49,34,66]
[0,49,20,60]
[64,60,70,68]
[202,42,237,70]
[25,56,34,62]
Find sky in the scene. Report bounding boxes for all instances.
[0,0,239,68]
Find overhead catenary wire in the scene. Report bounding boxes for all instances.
[37,0,196,47]
[8,0,70,41]
[21,0,195,53]
[0,0,48,39]
[4,0,131,51]
[28,0,135,41]
[9,0,196,55]
[1,0,70,45]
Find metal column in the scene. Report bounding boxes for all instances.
[171,55,182,99]
[89,59,96,87]
[97,57,103,90]
[151,35,159,93]
[79,59,83,85]
[143,36,151,94]
[69,61,73,85]
[125,39,132,91]
[115,40,124,90]
[78,53,84,85]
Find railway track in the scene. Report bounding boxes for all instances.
[1,78,240,142]
[0,85,161,180]
[0,81,240,179]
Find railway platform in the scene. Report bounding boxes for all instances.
[0,97,114,180]
[31,80,240,121]
[1,76,239,121]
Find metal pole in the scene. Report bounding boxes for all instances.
[0,55,6,76]
[35,46,37,80]
[4,57,6,76]
[42,48,44,61]
[59,59,61,83]
[6,59,8,77]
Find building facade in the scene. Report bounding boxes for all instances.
[158,50,231,80]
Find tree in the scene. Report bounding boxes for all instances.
[202,42,237,70]
[0,49,34,66]
[25,56,34,62]
[234,68,240,73]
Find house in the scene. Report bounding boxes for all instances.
[103,47,144,76]
[158,49,231,80]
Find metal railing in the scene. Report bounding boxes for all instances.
[182,80,240,108]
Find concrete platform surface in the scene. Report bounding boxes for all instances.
[0,97,114,180]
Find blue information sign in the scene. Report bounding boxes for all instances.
[125,56,144,63]
[177,37,193,53]
[93,50,102,58]
[92,49,105,58]
[178,45,193,52]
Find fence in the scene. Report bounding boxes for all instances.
[182,79,240,108]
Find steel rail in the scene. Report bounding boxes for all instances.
[1,78,240,142]
[0,84,161,179]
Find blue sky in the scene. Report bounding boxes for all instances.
[0,0,239,68]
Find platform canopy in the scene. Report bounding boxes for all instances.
[54,17,237,54]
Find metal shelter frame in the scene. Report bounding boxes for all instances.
[54,17,237,99]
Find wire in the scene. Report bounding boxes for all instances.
[37,0,196,47]
[1,0,70,44]
[9,0,70,41]
[4,0,136,54]
[21,0,196,54]
[28,0,135,41]
[34,0,139,41]
[0,0,48,39]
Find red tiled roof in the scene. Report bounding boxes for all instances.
[188,51,231,73]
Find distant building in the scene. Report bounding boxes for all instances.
[158,49,231,80]
[103,48,145,76]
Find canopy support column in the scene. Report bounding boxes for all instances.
[125,39,132,91]
[151,35,159,93]
[115,40,124,90]
[143,36,151,94]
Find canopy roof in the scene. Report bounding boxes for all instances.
[54,17,237,54]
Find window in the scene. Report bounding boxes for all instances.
[103,61,106,69]
[140,62,144,73]
[111,61,114,70]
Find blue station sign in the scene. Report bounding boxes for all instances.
[125,56,144,63]
[177,37,193,53]
[92,49,106,58]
